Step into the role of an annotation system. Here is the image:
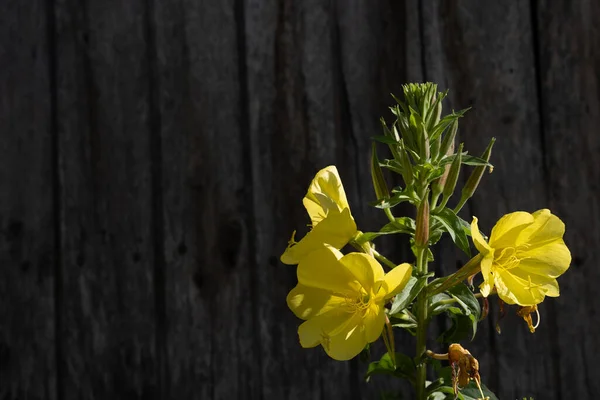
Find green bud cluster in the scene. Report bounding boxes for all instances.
[371,82,495,257]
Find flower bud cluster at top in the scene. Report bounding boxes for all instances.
[377,83,494,218]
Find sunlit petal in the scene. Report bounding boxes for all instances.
[518,240,571,278]
[280,208,357,265]
[287,284,348,320]
[363,303,386,343]
[516,209,565,248]
[379,263,412,299]
[296,246,359,294]
[471,217,492,255]
[297,309,354,348]
[339,253,384,292]
[324,313,367,361]
[303,166,350,226]
[488,211,534,249]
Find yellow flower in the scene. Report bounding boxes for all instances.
[471,209,571,306]
[287,245,411,360]
[281,166,358,265]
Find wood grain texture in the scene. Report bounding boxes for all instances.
[54,0,160,398]
[1,0,599,399]
[154,0,262,398]
[0,1,56,399]
[535,1,600,397]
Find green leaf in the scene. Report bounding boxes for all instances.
[429,108,471,142]
[372,135,401,145]
[432,207,471,256]
[437,311,476,343]
[390,276,428,314]
[372,190,414,209]
[428,293,454,316]
[355,217,415,244]
[365,352,416,383]
[379,158,403,175]
[460,382,499,400]
[447,283,481,320]
[447,284,480,340]
[440,153,493,168]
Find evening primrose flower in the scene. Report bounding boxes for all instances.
[471,209,571,306]
[287,245,411,360]
[281,166,358,265]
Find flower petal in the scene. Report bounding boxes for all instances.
[379,263,412,300]
[479,254,495,297]
[516,209,565,248]
[494,269,558,306]
[303,166,350,226]
[280,207,357,265]
[324,313,367,361]
[517,239,571,278]
[297,309,354,348]
[339,253,384,292]
[296,246,359,294]
[287,284,347,320]
[471,217,492,255]
[510,268,560,298]
[364,303,386,343]
[488,211,534,249]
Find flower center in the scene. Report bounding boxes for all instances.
[494,247,520,271]
[343,288,373,313]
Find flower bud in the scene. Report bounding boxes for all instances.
[442,142,463,201]
[370,143,389,201]
[432,140,456,197]
[438,119,458,161]
[458,137,495,208]
[415,192,430,247]
[398,140,414,188]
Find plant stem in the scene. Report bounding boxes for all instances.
[384,207,395,223]
[429,254,483,295]
[415,246,429,400]
[373,249,397,269]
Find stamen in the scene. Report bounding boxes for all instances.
[533,307,541,330]
[286,230,297,248]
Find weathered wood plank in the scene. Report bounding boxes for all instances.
[422,2,559,399]
[54,1,160,398]
[535,1,600,397]
[0,1,56,399]
[154,0,262,398]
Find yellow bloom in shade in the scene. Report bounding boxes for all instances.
[471,209,571,306]
[287,245,412,361]
[281,166,358,265]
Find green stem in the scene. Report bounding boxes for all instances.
[429,253,483,295]
[430,191,441,210]
[434,195,449,213]
[384,207,395,223]
[373,249,397,269]
[453,195,468,214]
[415,246,429,400]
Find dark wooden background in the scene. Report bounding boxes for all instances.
[1,1,599,399]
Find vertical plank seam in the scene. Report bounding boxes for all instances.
[143,0,168,397]
[47,0,64,397]
[528,2,563,399]
[233,0,265,398]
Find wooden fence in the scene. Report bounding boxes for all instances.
[1,1,599,399]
